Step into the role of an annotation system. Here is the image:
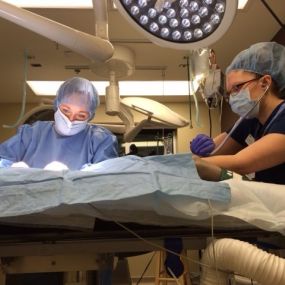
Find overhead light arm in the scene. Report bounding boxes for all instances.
[260,0,285,30]
[103,71,148,142]
[0,0,114,62]
[92,0,109,39]
[123,117,152,142]
[0,0,191,140]
[99,47,189,141]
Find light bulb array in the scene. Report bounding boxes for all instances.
[120,0,226,43]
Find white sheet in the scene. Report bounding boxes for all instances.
[0,154,284,235]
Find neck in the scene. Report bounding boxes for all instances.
[258,93,284,124]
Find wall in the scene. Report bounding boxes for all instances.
[0,104,29,142]
[165,102,221,153]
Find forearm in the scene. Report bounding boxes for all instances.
[202,155,248,175]
[193,155,221,181]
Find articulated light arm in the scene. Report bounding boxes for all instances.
[0,0,114,62]
[92,0,109,40]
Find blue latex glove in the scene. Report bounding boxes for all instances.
[190,134,215,157]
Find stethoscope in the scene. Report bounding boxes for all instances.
[210,85,281,155]
[261,102,285,136]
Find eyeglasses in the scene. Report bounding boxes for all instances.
[225,77,260,100]
[59,105,89,121]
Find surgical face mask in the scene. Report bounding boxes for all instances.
[229,86,269,119]
[229,88,258,118]
[54,109,88,136]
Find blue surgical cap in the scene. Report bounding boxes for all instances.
[226,42,285,96]
[54,77,100,119]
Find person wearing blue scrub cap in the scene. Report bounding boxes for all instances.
[0,77,118,170]
[191,42,285,184]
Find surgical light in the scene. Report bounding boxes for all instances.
[2,0,247,10]
[114,0,238,50]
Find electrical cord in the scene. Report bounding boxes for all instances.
[208,108,212,138]
[186,56,193,129]
[87,202,231,277]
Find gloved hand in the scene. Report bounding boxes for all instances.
[44,161,69,171]
[11,161,29,168]
[0,158,13,168]
[190,134,215,157]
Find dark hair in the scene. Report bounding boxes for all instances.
[271,80,285,99]
[254,73,284,99]
[130,144,137,152]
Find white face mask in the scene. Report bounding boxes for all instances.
[229,86,269,119]
[229,88,258,118]
[54,109,88,136]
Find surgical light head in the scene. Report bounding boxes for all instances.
[226,42,285,97]
[54,77,100,120]
[114,0,238,50]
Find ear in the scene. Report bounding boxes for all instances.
[260,75,272,89]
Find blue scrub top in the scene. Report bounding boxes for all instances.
[0,121,118,170]
[229,101,285,184]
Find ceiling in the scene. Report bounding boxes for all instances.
[0,0,284,104]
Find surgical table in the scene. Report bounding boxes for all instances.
[0,154,284,284]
